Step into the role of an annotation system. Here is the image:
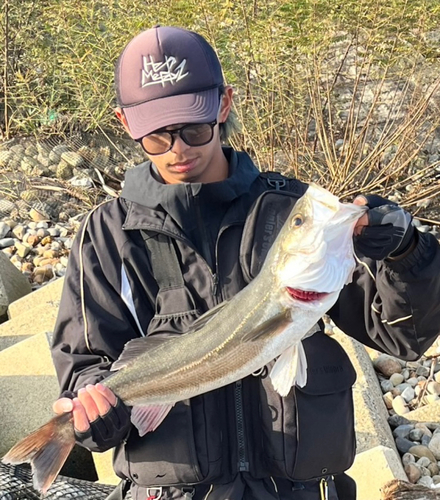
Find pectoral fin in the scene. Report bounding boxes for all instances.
[131,404,174,437]
[241,311,292,343]
[270,341,308,396]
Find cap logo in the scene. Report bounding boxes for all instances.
[141,55,189,88]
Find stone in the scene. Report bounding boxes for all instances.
[418,476,433,487]
[429,462,440,476]
[0,238,15,249]
[0,251,32,316]
[36,228,50,239]
[0,222,11,239]
[428,381,440,395]
[409,445,437,463]
[381,379,394,393]
[401,386,416,403]
[392,395,409,415]
[32,266,54,285]
[429,434,440,460]
[417,456,432,467]
[407,377,419,387]
[433,475,440,485]
[27,234,40,247]
[373,354,402,377]
[383,392,393,409]
[15,242,32,258]
[402,453,415,466]
[29,207,50,222]
[11,225,26,240]
[393,424,414,440]
[390,373,404,386]
[388,414,411,428]
[396,437,416,454]
[405,463,421,483]
[409,429,425,441]
[61,151,84,168]
[422,435,432,447]
[417,366,430,377]
[416,423,433,438]
[0,150,13,167]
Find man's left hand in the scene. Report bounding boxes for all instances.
[353,194,415,261]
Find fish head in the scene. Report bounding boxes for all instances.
[271,184,366,310]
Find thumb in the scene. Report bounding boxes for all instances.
[53,397,74,415]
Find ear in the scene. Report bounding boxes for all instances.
[114,107,133,137]
[219,86,234,124]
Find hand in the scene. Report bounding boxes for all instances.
[352,194,415,261]
[53,384,131,452]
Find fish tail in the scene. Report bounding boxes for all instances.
[2,412,75,494]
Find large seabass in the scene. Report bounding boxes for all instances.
[2,184,366,493]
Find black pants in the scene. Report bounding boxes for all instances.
[105,474,356,500]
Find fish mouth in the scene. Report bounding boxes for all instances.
[286,287,329,302]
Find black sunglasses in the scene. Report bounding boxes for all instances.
[136,120,217,155]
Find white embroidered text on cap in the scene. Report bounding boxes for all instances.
[141,55,189,88]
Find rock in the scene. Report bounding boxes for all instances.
[374,354,402,377]
[418,475,433,487]
[396,437,416,454]
[15,242,32,258]
[0,222,11,239]
[433,475,440,485]
[381,379,394,393]
[409,429,425,441]
[407,377,419,387]
[416,366,430,377]
[393,424,414,440]
[405,463,421,483]
[402,453,415,466]
[388,414,411,428]
[56,160,73,180]
[415,423,433,438]
[429,434,440,460]
[422,435,432,447]
[407,361,421,371]
[32,266,54,285]
[0,251,32,315]
[427,381,440,395]
[43,249,59,259]
[429,462,440,476]
[29,206,50,222]
[27,234,40,247]
[36,228,50,239]
[0,238,15,249]
[409,445,437,463]
[61,151,84,168]
[417,456,432,468]
[49,144,70,162]
[0,150,13,167]
[392,395,409,415]
[390,373,405,386]
[383,392,393,409]
[12,224,26,240]
[401,386,416,403]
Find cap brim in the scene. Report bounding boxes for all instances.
[123,88,220,140]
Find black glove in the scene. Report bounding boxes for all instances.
[354,194,415,261]
[74,399,132,452]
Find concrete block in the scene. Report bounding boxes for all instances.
[0,251,32,316]
[332,328,398,455]
[0,302,59,351]
[93,449,120,485]
[346,446,407,500]
[0,332,59,457]
[8,276,64,319]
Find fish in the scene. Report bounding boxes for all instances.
[2,184,366,494]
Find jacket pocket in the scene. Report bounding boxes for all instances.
[249,331,357,481]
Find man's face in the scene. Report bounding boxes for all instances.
[116,87,233,185]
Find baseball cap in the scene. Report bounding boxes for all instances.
[115,26,224,140]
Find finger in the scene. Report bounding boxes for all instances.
[85,384,112,416]
[53,397,73,415]
[353,195,368,206]
[353,213,369,236]
[77,387,100,422]
[96,383,118,407]
[72,398,91,433]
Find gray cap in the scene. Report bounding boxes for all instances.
[115,26,224,139]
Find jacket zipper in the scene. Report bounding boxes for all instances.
[234,379,249,471]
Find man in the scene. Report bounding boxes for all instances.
[51,26,440,500]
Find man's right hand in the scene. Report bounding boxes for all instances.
[53,384,131,452]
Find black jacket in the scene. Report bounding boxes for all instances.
[51,147,440,499]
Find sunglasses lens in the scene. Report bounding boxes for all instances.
[181,123,214,146]
[142,133,173,155]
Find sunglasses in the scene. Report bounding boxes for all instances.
[136,120,217,155]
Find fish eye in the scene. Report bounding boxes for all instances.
[291,214,304,228]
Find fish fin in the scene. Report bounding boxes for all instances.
[131,404,174,437]
[112,335,179,371]
[241,311,291,343]
[2,412,75,494]
[270,341,308,396]
[191,301,229,331]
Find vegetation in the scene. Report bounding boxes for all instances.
[1,0,440,215]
